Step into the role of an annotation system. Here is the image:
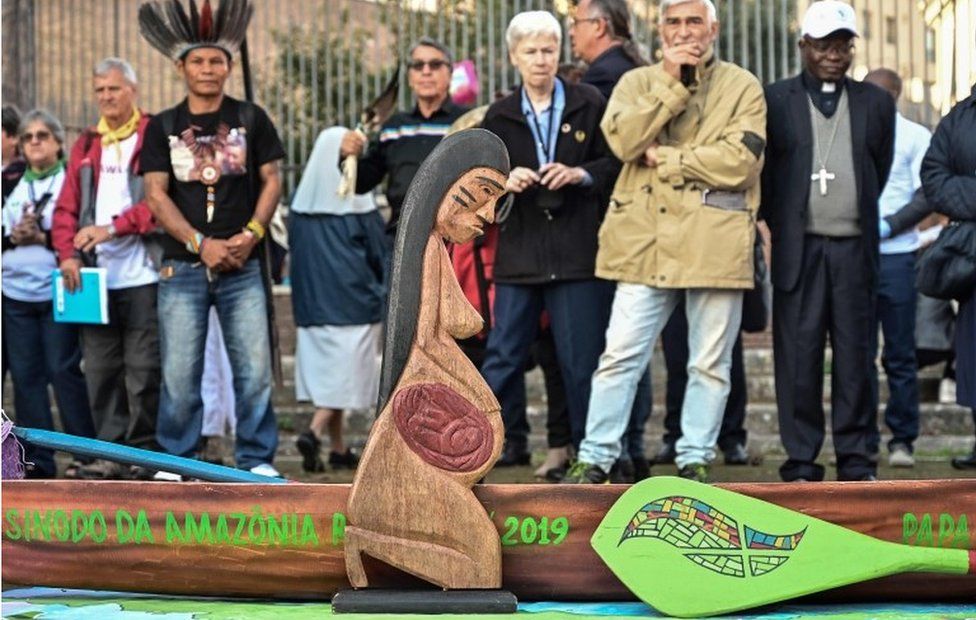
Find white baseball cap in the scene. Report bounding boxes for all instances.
[801,1,859,39]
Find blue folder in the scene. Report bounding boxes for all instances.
[52,267,109,324]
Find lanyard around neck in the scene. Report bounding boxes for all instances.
[524,83,562,166]
[530,105,557,165]
[28,173,58,210]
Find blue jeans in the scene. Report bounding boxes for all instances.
[481,279,616,451]
[156,259,277,469]
[2,296,95,476]
[868,252,920,452]
[621,369,653,460]
[578,284,743,471]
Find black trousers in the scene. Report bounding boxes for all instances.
[80,283,161,450]
[482,280,617,450]
[537,325,653,457]
[533,327,572,449]
[774,235,876,481]
[662,298,747,451]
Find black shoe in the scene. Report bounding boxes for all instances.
[63,459,88,479]
[543,462,570,483]
[77,458,128,480]
[610,457,635,483]
[723,443,750,466]
[653,441,676,465]
[329,448,360,470]
[198,436,227,466]
[496,444,531,467]
[128,465,157,481]
[678,463,709,483]
[24,463,56,480]
[951,450,976,470]
[560,461,610,484]
[631,456,652,481]
[296,431,325,473]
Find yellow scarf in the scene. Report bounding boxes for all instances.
[97,107,141,159]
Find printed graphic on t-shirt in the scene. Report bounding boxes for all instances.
[167,123,248,183]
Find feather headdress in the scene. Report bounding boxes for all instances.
[138,0,253,61]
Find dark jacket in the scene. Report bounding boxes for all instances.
[356,100,468,230]
[482,80,620,284]
[885,188,931,236]
[2,159,26,204]
[920,91,976,224]
[760,75,895,291]
[582,45,639,100]
[921,90,976,409]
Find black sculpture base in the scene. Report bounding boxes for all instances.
[332,589,518,614]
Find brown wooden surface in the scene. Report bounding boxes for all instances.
[3,479,974,601]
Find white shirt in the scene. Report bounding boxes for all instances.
[1,170,64,302]
[879,113,932,255]
[94,133,158,289]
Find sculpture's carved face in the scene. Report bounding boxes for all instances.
[435,167,507,244]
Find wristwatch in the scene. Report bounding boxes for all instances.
[106,223,117,240]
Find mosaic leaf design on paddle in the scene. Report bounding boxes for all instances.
[620,496,806,578]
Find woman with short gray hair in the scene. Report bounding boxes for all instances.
[505,9,562,51]
[2,108,95,479]
[18,109,66,160]
[479,10,621,473]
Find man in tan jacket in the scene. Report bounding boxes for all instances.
[563,0,766,484]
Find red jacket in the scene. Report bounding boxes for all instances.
[52,113,156,263]
[450,223,552,340]
[450,225,498,340]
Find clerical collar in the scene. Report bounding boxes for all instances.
[802,69,845,118]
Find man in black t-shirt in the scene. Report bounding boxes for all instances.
[141,39,285,478]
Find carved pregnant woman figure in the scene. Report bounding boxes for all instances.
[345,129,510,589]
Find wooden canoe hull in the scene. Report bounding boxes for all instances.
[3,480,974,602]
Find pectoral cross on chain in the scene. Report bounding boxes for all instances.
[811,167,835,196]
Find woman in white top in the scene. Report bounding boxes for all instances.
[1,109,95,478]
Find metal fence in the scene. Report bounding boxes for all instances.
[4,0,801,194]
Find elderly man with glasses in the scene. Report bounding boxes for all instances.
[340,37,468,237]
[761,1,895,482]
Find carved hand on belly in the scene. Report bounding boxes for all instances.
[393,383,493,473]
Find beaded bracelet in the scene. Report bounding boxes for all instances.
[185,231,205,255]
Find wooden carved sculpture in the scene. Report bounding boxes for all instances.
[345,129,510,589]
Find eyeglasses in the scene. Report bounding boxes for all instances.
[407,59,450,72]
[805,38,856,56]
[568,16,603,29]
[20,130,52,143]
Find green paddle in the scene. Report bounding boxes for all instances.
[591,477,974,618]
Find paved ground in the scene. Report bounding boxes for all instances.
[267,432,976,484]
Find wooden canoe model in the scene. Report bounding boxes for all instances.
[3,479,974,602]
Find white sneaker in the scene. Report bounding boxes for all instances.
[888,444,915,468]
[939,378,957,404]
[249,463,282,478]
[152,470,183,482]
